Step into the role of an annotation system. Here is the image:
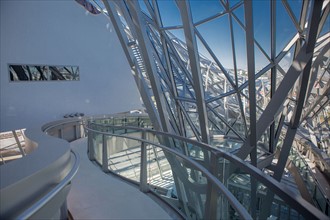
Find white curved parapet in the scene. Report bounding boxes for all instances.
[0,119,81,219]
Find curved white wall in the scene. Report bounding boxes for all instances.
[0,0,142,131]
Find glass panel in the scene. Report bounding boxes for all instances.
[256,70,271,111]
[289,148,330,215]
[257,128,270,153]
[214,93,246,139]
[276,1,297,56]
[287,0,303,22]
[232,3,245,25]
[169,55,195,99]
[137,0,151,18]
[146,145,174,196]
[179,101,202,139]
[211,133,243,153]
[228,0,241,8]
[275,67,286,91]
[254,43,271,74]
[222,158,305,219]
[253,0,271,57]
[157,0,182,28]
[147,145,209,219]
[319,14,330,37]
[167,29,186,46]
[278,44,295,73]
[195,36,235,96]
[92,131,103,165]
[232,15,248,86]
[190,0,225,23]
[240,88,250,133]
[107,135,142,182]
[196,15,235,76]
[181,113,200,139]
[148,26,164,61]
[208,108,227,135]
[86,115,328,218]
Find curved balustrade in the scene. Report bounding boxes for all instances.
[86,115,328,220]
[289,147,330,215]
[0,119,82,219]
[4,114,325,219]
[43,117,86,141]
[294,135,330,176]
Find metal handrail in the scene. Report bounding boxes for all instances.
[89,121,216,152]
[290,147,330,208]
[7,118,84,219]
[85,121,328,220]
[43,118,86,133]
[17,150,80,219]
[85,126,252,219]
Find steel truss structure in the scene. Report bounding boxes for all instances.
[83,0,329,218]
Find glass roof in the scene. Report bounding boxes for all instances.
[80,0,329,164]
[75,0,330,218]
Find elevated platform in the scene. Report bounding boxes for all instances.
[68,138,172,219]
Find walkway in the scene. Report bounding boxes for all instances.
[67,138,172,219]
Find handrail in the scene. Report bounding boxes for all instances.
[17,150,80,219]
[89,122,217,153]
[290,147,330,209]
[295,131,330,170]
[43,117,86,133]
[85,122,328,220]
[85,126,252,219]
[1,118,83,219]
[89,120,330,209]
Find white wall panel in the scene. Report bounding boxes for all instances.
[0,0,142,131]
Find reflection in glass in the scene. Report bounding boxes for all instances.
[9,64,79,81]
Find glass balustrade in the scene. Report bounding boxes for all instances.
[86,115,327,220]
[289,148,330,215]
[223,158,303,219]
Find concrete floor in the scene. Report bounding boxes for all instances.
[68,138,172,219]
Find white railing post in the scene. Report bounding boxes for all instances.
[74,124,79,139]
[140,130,149,192]
[87,121,95,161]
[59,127,63,139]
[102,134,109,172]
[205,151,219,220]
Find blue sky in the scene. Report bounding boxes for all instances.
[142,0,304,71]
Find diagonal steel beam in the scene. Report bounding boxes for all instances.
[194,29,238,93]
[207,104,246,141]
[282,0,303,34]
[102,0,162,131]
[125,0,172,133]
[150,0,187,137]
[243,1,257,219]
[269,0,277,153]
[236,42,316,160]
[244,0,257,165]
[228,8,248,136]
[318,1,330,36]
[301,80,330,123]
[143,11,204,140]
[176,0,210,144]
[259,1,324,218]
[292,0,309,60]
